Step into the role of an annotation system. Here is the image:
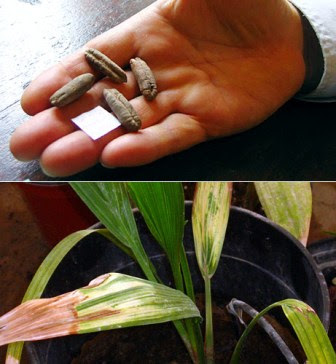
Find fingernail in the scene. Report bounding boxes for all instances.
[40,162,59,178]
[100,163,116,169]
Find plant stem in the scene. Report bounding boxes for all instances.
[173,320,194,359]
[171,257,205,364]
[204,276,214,364]
[181,248,206,364]
[172,266,199,363]
[172,261,185,293]
[181,248,196,302]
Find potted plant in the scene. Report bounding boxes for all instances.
[0,182,334,363]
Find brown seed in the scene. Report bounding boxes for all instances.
[85,48,127,83]
[103,89,141,132]
[49,73,96,107]
[130,57,158,101]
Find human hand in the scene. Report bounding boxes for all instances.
[10,0,305,177]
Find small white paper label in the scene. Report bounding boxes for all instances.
[72,106,121,140]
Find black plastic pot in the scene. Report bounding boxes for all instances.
[26,204,329,363]
[308,237,336,285]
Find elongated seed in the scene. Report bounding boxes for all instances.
[103,89,141,132]
[85,48,127,83]
[49,73,96,107]
[130,57,158,101]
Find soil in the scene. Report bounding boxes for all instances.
[72,295,305,364]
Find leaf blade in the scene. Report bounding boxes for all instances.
[0,273,201,345]
[192,182,232,278]
[70,182,139,248]
[254,182,312,245]
[71,182,156,281]
[283,301,336,364]
[127,182,185,267]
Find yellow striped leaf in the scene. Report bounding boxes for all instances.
[254,182,312,246]
[192,182,232,278]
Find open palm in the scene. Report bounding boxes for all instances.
[10,0,305,176]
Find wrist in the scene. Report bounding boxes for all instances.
[291,4,324,94]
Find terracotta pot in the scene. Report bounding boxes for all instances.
[16,183,97,247]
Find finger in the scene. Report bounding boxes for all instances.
[40,129,125,177]
[100,113,207,167]
[39,92,176,177]
[21,18,139,116]
[10,74,138,162]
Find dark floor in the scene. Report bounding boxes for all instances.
[1,182,336,363]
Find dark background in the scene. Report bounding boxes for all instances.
[1,0,335,181]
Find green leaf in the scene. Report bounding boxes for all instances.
[127,182,205,363]
[230,299,336,364]
[192,182,232,278]
[254,182,312,246]
[127,182,185,269]
[282,300,335,364]
[71,182,156,281]
[0,273,201,345]
[5,228,120,364]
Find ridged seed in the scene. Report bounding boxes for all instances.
[103,88,141,132]
[85,48,127,83]
[49,73,96,107]
[130,57,158,101]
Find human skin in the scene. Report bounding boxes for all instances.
[10,0,305,177]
